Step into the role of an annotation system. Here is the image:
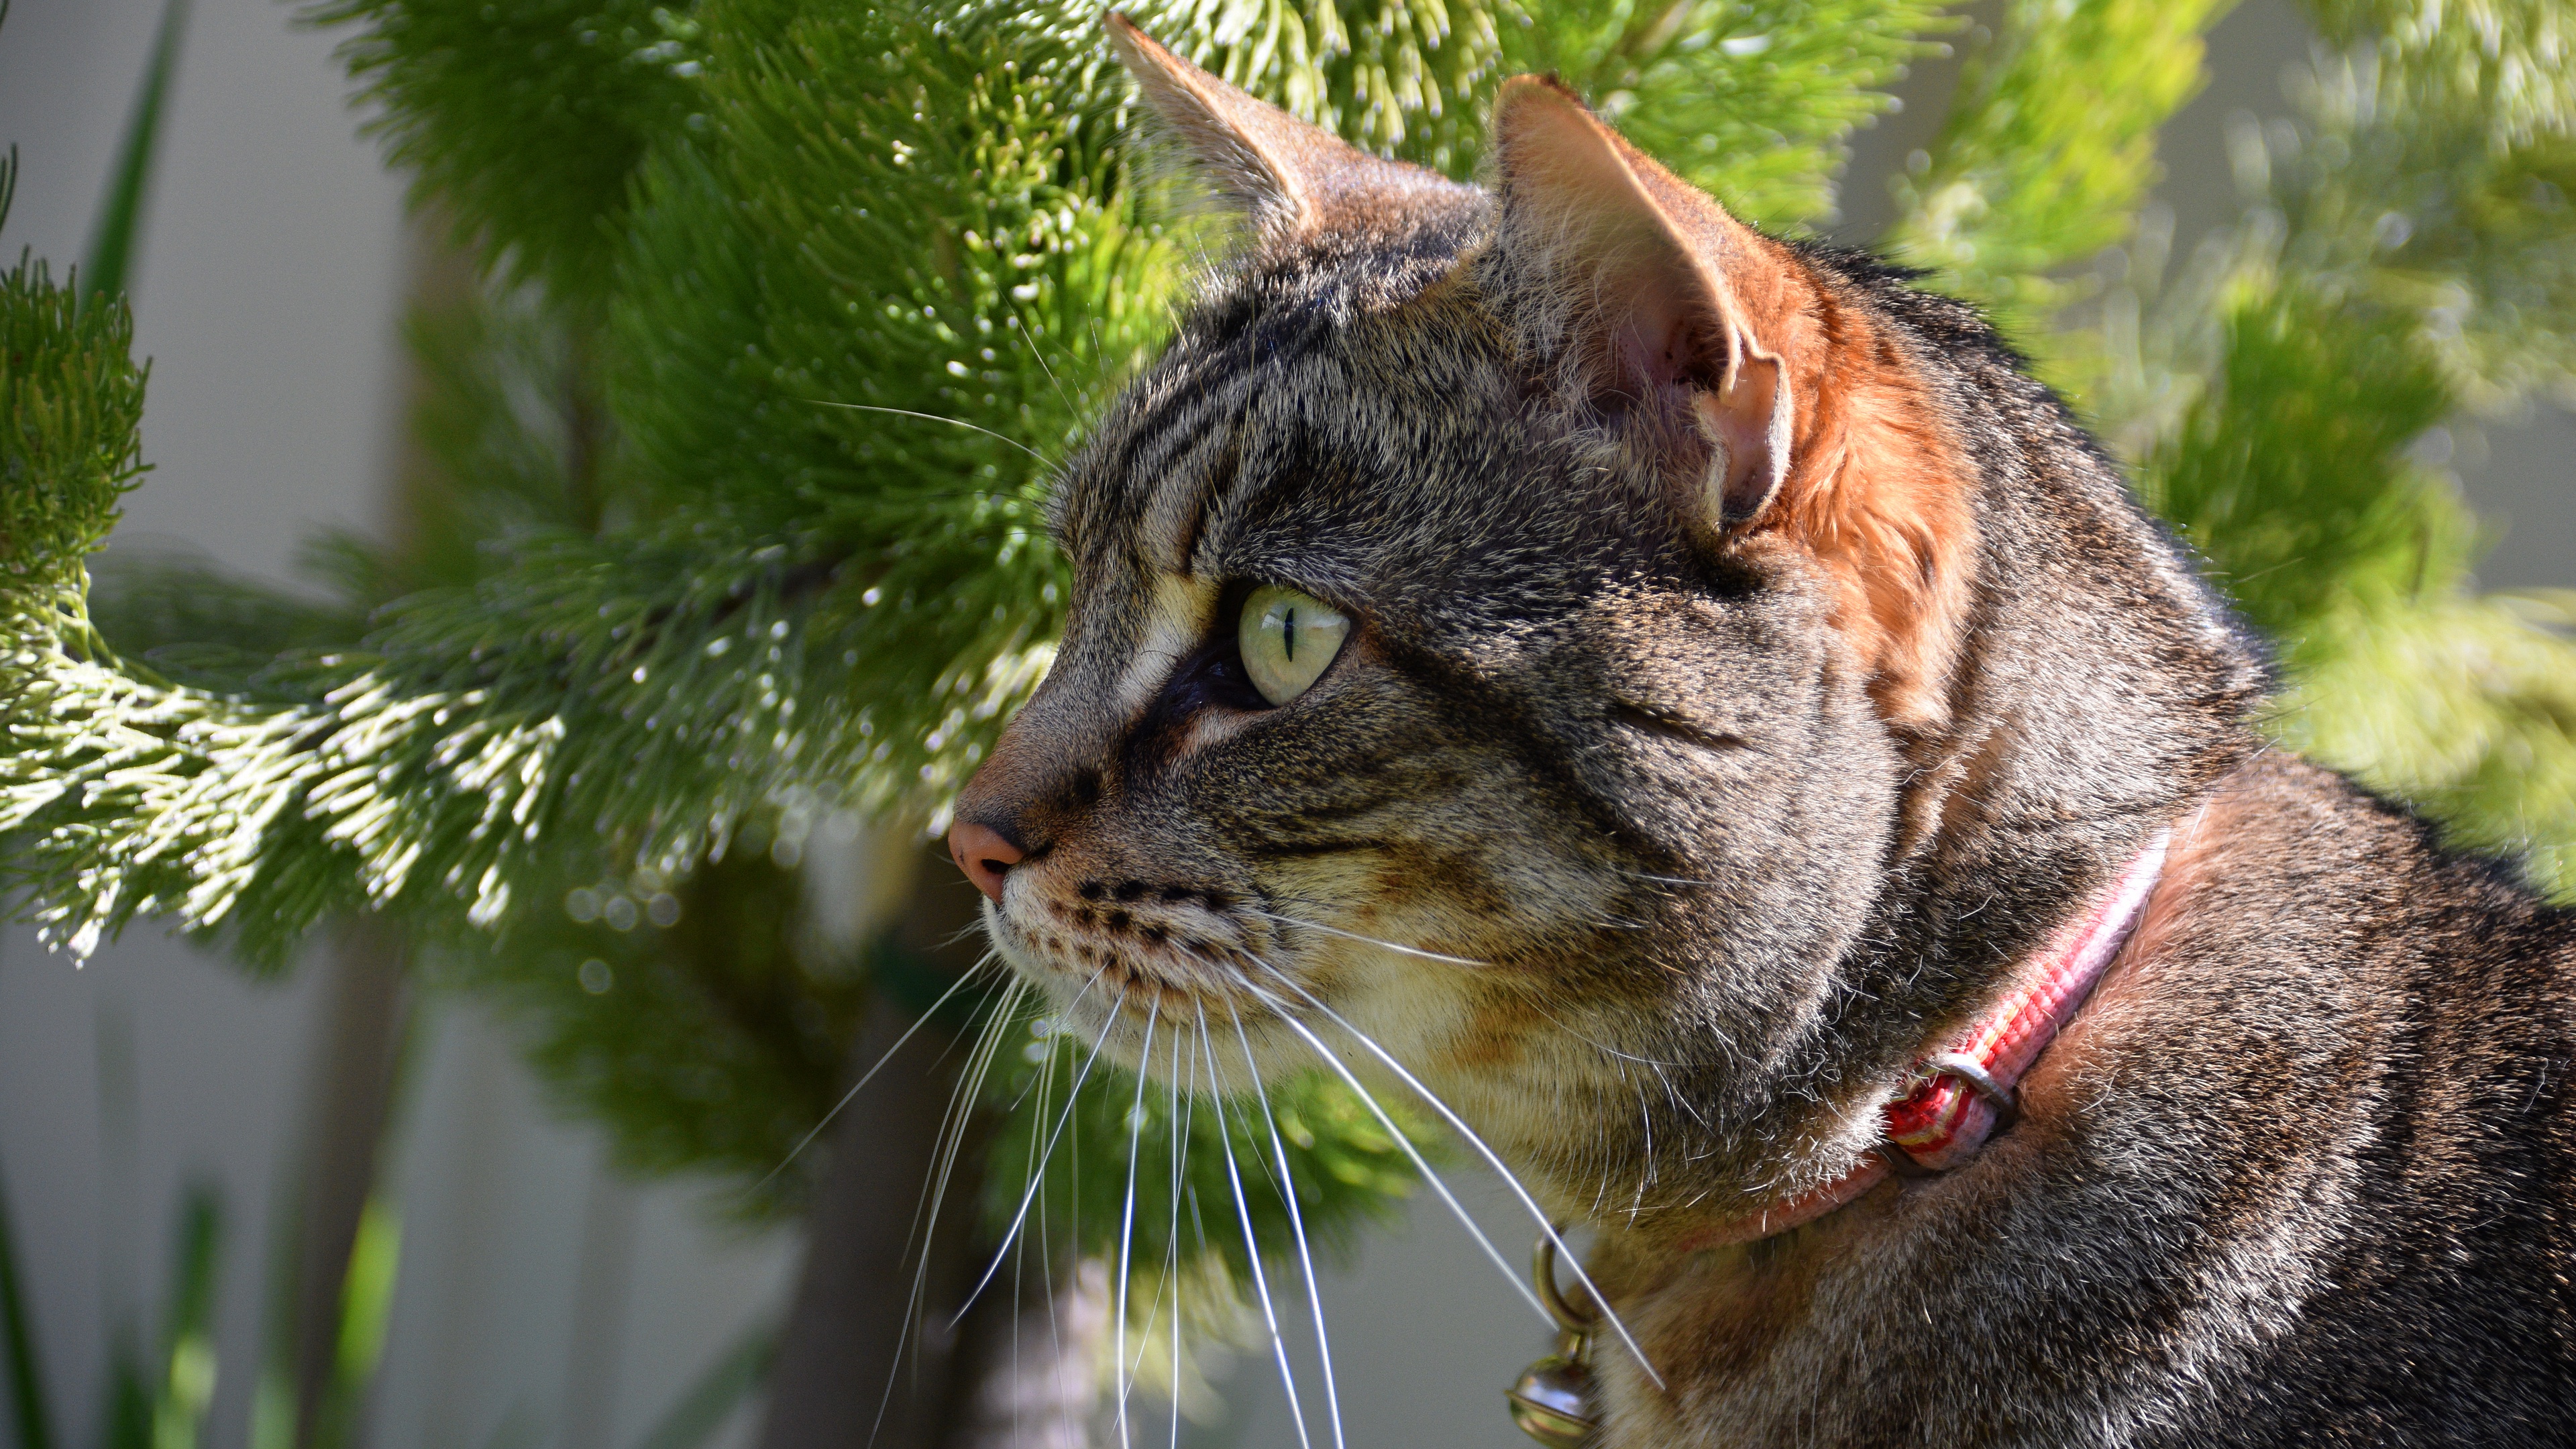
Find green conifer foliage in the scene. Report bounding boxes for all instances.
[1886,0,2241,350]
[1,258,146,615]
[2311,0,2573,150]
[303,0,706,302]
[2091,2,2576,893]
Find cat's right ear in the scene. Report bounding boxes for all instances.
[1490,80,1980,735]
[1486,77,1802,533]
[1104,11,1460,244]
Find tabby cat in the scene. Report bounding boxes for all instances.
[944,15,2576,1444]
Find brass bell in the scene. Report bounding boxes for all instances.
[1507,1328,1599,1447]
[1505,1228,1601,1448]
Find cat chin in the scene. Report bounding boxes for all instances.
[980,904,1299,1085]
[1024,973,1318,1095]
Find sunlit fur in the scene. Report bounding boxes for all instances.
[950,24,2576,1446]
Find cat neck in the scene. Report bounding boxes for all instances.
[1682,828,2171,1250]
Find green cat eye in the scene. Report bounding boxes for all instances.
[1238,584,1352,706]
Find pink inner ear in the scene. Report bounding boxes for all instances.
[1605,264,1788,529]
[1696,354,1787,525]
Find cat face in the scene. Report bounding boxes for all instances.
[948,20,2248,1222]
[954,321,1890,1207]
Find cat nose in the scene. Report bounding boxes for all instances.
[948,819,1026,904]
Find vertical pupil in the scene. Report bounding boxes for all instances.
[1282,604,1297,661]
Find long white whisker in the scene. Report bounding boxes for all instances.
[873,975,1026,1440]
[1199,1004,1314,1449]
[1123,1075,1183,1421]
[1010,1132,1028,1446]
[1253,906,1723,1069]
[1026,1014,1059,1446]
[1630,1067,1654,1221]
[799,398,1053,464]
[1620,869,1731,888]
[922,978,1025,1303]
[1230,1010,1346,1449]
[918,975,1024,1291]
[1168,1027,1189,1449]
[1234,978,1553,1329]
[757,958,994,1192]
[1006,309,1080,416]
[1244,957,1667,1390]
[951,988,1129,1324]
[1115,1006,1158,1449]
[1240,906,1490,967]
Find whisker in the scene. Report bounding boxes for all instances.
[1241,955,1667,1390]
[1199,1004,1314,1449]
[1241,906,1491,967]
[873,974,1026,1439]
[1185,938,1360,1433]
[1630,1068,1655,1222]
[1167,1026,1189,1449]
[1254,904,1729,1069]
[1619,869,1730,888]
[1025,1014,1058,1444]
[756,956,996,1192]
[1007,308,1082,417]
[1114,1005,1159,1449]
[798,398,1055,465]
[954,987,1130,1327]
[1229,1009,1347,1449]
[923,978,1026,1299]
[1230,975,1554,1329]
[936,914,1000,952]
[1653,1059,1700,1126]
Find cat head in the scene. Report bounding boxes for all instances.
[947,15,2259,1225]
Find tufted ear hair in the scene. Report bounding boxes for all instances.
[1487,76,1802,531]
[1104,11,1470,245]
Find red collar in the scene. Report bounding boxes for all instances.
[1689,831,2170,1248]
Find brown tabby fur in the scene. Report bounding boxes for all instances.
[950,17,2576,1444]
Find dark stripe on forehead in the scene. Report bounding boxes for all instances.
[1111,345,1293,575]
[1056,366,1231,565]
[1168,426,1242,572]
[1141,413,1246,572]
[1061,277,1369,576]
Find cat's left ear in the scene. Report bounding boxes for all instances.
[1105,11,1468,245]
[1486,77,1801,531]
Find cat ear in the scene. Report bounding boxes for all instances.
[1487,76,1799,530]
[1104,11,1462,243]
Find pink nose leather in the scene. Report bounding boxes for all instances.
[949,820,1024,903]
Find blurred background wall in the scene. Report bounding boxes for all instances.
[0,3,2565,1449]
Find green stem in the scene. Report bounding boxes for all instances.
[83,0,192,307]
[0,1154,56,1449]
